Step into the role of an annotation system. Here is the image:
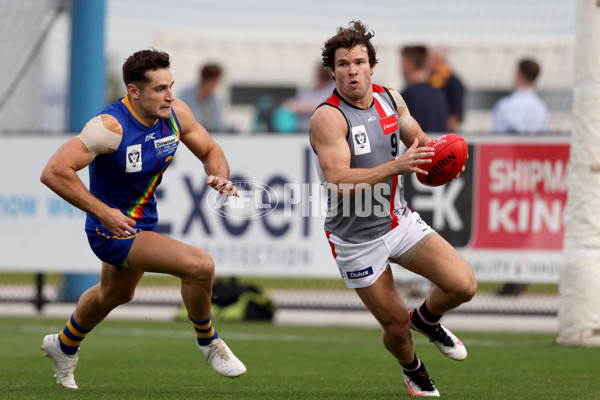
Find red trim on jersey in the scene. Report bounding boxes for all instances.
[372,84,386,93]
[325,92,341,107]
[373,97,387,118]
[325,231,337,259]
[375,96,398,135]
[390,176,399,230]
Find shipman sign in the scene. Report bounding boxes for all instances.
[0,135,569,282]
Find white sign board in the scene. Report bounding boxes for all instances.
[0,136,339,278]
[0,135,566,283]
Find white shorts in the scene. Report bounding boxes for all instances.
[326,210,436,289]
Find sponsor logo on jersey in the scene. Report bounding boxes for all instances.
[154,135,178,148]
[154,135,179,157]
[145,133,156,142]
[352,125,371,155]
[380,115,398,135]
[347,266,374,279]
[126,144,142,173]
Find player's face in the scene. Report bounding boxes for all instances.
[131,68,175,123]
[332,45,374,107]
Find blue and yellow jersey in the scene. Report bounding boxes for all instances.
[85,96,181,232]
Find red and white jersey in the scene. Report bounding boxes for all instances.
[313,84,408,244]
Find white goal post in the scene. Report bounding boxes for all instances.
[558,0,600,346]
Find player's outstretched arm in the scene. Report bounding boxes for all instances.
[174,99,238,197]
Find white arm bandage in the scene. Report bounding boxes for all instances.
[394,94,414,134]
[77,115,123,158]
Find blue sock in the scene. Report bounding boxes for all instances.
[58,314,92,355]
[189,315,219,346]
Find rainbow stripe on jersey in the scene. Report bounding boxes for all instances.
[125,116,180,219]
[85,97,182,232]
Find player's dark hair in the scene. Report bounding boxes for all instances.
[518,59,541,84]
[200,63,223,82]
[401,45,428,69]
[122,49,171,87]
[321,20,378,72]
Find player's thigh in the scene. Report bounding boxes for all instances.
[125,231,213,278]
[398,234,474,293]
[355,267,409,326]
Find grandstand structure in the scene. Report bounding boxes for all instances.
[0,1,576,135]
[155,30,574,135]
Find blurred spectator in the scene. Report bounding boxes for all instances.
[254,64,334,134]
[492,58,548,135]
[284,63,335,132]
[400,45,449,133]
[428,46,465,132]
[494,58,548,297]
[178,62,236,133]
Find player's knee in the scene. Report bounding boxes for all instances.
[380,315,411,338]
[466,277,477,300]
[101,287,136,308]
[114,291,136,306]
[455,273,477,303]
[382,319,412,344]
[193,259,215,281]
[185,251,215,283]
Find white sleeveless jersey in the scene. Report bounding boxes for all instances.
[313,84,408,244]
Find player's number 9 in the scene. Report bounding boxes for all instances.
[390,134,398,157]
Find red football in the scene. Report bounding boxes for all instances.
[417,134,468,187]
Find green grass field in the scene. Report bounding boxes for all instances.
[1,316,598,399]
[0,273,561,294]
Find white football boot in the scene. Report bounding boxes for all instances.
[403,361,440,397]
[410,309,468,361]
[197,338,247,378]
[41,334,78,389]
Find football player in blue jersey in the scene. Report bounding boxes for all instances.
[40,49,246,389]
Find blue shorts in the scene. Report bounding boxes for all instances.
[86,224,155,270]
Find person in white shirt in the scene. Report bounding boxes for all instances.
[492,58,548,297]
[492,58,548,135]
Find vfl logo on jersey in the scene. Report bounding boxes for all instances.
[126,144,142,173]
[380,115,398,135]
[347,266,374,279]
[352,125,371,155]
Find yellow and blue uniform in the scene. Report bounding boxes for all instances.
[85,96,181,268]
[59,314,91,355]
